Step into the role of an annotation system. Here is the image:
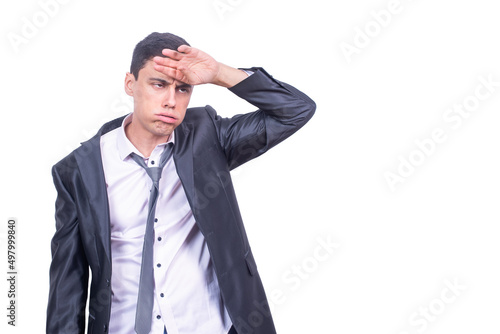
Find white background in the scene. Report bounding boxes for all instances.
[1,0,500,333]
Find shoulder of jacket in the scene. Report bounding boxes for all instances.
[183,106,217,122]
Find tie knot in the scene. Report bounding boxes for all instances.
[147,167,162,183]
[129,143,173,183]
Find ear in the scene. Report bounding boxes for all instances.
[124,72,135,97]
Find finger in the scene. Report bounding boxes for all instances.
[153,56,179,68]
[161,48,183,60]
[177,45,191,53]
[153,63,181,79]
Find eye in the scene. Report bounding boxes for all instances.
[178,87,191,94]
[153,83,164,88]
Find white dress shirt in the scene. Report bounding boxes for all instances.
[100,114,232,334]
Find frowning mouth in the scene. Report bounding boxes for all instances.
[155,113,177,124]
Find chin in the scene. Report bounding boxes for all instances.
[151,122,175,137]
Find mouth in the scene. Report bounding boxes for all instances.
[156,113,177,124]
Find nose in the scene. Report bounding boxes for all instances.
[163,85,176,108]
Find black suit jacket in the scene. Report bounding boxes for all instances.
[47,68,315,334]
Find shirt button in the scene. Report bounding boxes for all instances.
[154,218,158,223]
[156,315,161,319]
[151,160,155,165]
[157,263,161,268]
[157,237,162,241]
[160,293,164,297]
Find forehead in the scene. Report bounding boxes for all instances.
[138,60,170,79]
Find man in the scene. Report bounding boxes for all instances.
[47,32,315,334]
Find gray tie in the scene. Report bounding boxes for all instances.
[130,143,173,334]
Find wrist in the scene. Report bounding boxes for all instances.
[212,63,249,88]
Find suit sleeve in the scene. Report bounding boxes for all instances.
[211,67,316,170]
[47,161,89,334]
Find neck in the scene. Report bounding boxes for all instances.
[124,122,170,158]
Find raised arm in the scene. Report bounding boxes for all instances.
[218,67,316,169]
[153,44,316,169]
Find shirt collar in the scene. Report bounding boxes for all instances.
[117,113,175,161]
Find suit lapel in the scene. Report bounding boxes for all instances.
[173,122,195,207]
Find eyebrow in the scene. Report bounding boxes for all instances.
[148,77,193,89]
[148,77,172,85]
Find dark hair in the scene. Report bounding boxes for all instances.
[130,32,190,79]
